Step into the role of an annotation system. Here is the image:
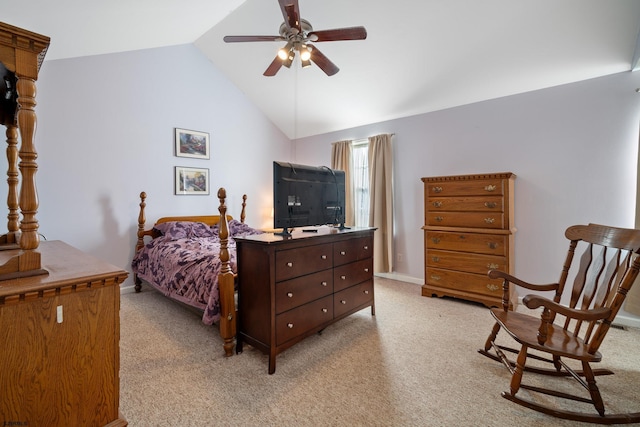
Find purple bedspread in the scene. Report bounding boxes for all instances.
[131,220,262,325]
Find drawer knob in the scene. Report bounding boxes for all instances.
[321,255,327,259]
[430,275,441,281]
[322,308,328,313]
[363,246,369,250]
[287,323,294,328]
[484,217,495,224]
[432,256,440,262]
[363,290,369,295]
[487,263,499,269]
[484,185,497,192]
[364,268,369,272]
[487,242,497,249]
[286,262,293,267]
[487,284,500,292]
[341,275,346,280]
[435,216,444,222]
[431,237,440,244]
[321,281,328,287]
[484,202,497,209]
[432,201,442,208]
[287,292,293,298]
[340,251,346,256]
[433,186,443,193]
[340,300,347,305]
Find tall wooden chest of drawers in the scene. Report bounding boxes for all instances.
[421,173,516,308]
[235,227,375,374]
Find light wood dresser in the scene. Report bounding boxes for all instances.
[421,172,516,308]
[0,241,128,426]
[235,227,375,374]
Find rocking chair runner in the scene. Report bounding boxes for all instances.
[478,223,640,424]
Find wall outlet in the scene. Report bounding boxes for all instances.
[397,253,404,262]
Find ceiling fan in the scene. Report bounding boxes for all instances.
[223,0,367,76]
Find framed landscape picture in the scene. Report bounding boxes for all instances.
[175,166,209,195]
[175,128,210,159]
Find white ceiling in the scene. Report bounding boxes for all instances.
[4,0,640,139]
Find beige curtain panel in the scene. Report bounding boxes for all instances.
[331,140,354,226]
[368,134,394,273]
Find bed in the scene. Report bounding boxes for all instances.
[131,188,263,356]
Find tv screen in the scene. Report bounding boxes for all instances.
[273,161,346,233]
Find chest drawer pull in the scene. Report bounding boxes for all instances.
[364,268,369,272]
[435,216,444,222]
[486,284,499,292]
[432,256,440,262]
[484,202,497,209]
[322,308,328,313]
[431,237,441,244]
[484,217,495,224]
[340,300,347,305]
[287,323,294,329]
[430,274,441,281]
[287,292,293,298]
[487,242,497,249]
[286,262,293,267]
[363,245,369,250]
[340,275,346,280]
[432,201,442,208]
[433,186,443,193]
[487,263,499,269]
[484,185,497,192]
[363,290,369,295]
[321,255,327,259]
[321,281,328,286]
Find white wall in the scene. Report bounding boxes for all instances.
[294,71,640,326]
[6,44,292,287]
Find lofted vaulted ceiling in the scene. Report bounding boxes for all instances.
[4,0,640,139]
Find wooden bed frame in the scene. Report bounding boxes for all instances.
[134,187,247,357]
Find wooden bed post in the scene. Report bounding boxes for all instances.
[217,187,236,356]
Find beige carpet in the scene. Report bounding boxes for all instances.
[119,277,640,426]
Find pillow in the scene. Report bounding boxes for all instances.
[153,221,217,239]
[228,219,264,237]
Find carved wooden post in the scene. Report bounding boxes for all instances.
[16,77,39,250]
[5,125,19,240]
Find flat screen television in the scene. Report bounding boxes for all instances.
[273,161,346,235]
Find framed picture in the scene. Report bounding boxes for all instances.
[175,166,210,195]
[175,128,210,159]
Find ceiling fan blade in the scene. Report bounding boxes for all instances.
[223,35,284,43]
[263,55,284,77]
[278,0,301,32]
[308,26,367,42]
[309,46,339,76]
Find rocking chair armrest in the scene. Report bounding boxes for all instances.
[523,295,612,321]
[488,270,559,292]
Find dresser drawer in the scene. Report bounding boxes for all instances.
[427,195,504,212]
[334,236,373,266]
[426,231,507,256]
[426,267,503,297]
[426,249,506,275]
[276,295,333,345]
[427,212,504,229]
[276,243,333,281]
[275,269,333,314]
[334,258,373,292]
[426,178,505,197]
[334,280,374,318]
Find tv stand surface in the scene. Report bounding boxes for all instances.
[235,227,376,374]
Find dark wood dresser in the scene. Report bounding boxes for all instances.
[421,172,516,308]
[0,241,128,426]
[235,227,375,374]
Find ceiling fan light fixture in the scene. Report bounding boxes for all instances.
[282,51,295,68]
[301,57,311,68]
[299,45,312,61]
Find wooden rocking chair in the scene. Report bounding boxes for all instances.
[478,223,640,424]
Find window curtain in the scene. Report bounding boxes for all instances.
[331,140,354,226]
[368,133,394,273]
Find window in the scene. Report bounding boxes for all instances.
[352,140,369,227]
